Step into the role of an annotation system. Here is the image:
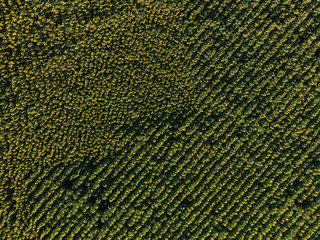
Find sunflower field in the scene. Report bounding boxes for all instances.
[1,0,320,239]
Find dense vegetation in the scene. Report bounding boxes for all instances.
[1,0,320,239]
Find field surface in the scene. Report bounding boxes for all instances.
[1,0,320,239]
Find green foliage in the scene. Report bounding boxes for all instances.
[1,0,320,239]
